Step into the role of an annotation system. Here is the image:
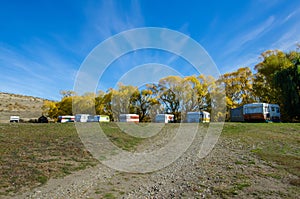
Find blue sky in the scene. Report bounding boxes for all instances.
[0,0,299,100]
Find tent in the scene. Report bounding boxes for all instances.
[38,115,48,123]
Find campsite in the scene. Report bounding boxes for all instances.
[1,1,300,198]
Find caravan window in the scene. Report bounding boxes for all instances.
[276,107,280,113]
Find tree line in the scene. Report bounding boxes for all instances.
[42,48,300,122]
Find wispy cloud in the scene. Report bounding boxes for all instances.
[271,7,300,51]
[224,16,275,56]
[0,42,77,100]
[219,4,300,74]
[86,0,144,39]
[272,25,300,51]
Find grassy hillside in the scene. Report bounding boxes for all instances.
[0,92,46,123]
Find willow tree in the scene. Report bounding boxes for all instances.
[73,92,96,115]
[110,84,139,121]
[42,100,58,119]
[219,67,254,119]
[155,76,183,122]
[132,89,159,122]
[95,90,114,120]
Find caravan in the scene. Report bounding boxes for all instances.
[155,114,174,123]
[75,114,90,122]
[119,114,139,122]
[186,111,210,123]
[243,103,280,122]
[93,115,110,122]
[58,115,75,123]
[10,116,20,123]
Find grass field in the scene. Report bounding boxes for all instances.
[0,122,144,196]
[222,123,300,187]
[0,122,299,196]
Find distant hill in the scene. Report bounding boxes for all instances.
[0,92,47,123]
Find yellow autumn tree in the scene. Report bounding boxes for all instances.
[73,92,96,115]
[111,84,139,121]
[42,100,58,119]
[219,67,255,119]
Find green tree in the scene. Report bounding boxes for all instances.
[253,50,293,104]
[274,53,300,121]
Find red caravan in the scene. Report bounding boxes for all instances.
[119,114,139,123]
[231,103,280,122]
[243,103,280,122]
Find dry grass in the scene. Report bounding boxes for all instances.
[0,122,144,196]
[0,123,97,196]
[222,123,300,187]
[0,122,299,197]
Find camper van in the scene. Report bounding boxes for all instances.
[243,103,280,122]
[75,114,90,122]
[57,115,75,123]
[119,114,139,122]
[155,114,174,123]
[186,111,210,123]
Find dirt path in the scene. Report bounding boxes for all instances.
[12,125,299,199]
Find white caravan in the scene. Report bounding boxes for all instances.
[186,111,210,123]
[10,116,20,123]
[57,115,75,123]
[119,114,139,122]
[75,114,90,122]
[155,114,174,123]
[243,103,280,122]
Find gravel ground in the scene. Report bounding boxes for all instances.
[11,124,299,199]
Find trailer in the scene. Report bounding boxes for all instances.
[186,111,210,123]
[119,114,139,122]
[155,114,174,123]
[84,115,110,122]
[230,103,280,122]
[58,115,75,123]
[75,114,90,122]
[243,103,280,122]
[268,104,281,122]
[10,116,20,123]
